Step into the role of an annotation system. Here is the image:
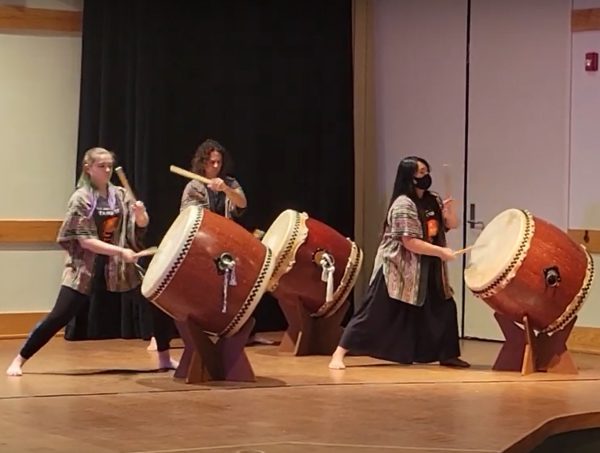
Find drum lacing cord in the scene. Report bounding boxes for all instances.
[320,253,335,303]
[135,263,146,278]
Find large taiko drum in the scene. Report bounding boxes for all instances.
[260,209,363,318]
[141,205,275,337]
[464,208,594,333]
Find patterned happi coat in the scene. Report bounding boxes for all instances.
[57,184,145,295]
[369,192,453,306]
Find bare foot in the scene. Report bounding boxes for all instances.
[6,355,26,376]
[161,359,179,370]
[146,337,157,351]
[247,334,275,346]
[328,356,346,370]
[328,346,348,370]
[157,350,179,370]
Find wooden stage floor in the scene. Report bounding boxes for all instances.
[1,335,600,452]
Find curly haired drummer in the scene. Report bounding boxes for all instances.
[180,139,247,217]
[178,138,273,346]
[6,148,177,376]
[329,156,470,370]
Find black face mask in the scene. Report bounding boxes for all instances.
[414,174,432,190]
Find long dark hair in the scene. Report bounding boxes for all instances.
[383,156,431,230]
[387,156,430,207]
[190,139,232,178]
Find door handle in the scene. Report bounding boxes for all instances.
[466,220,485,229]
[468,203,485,230]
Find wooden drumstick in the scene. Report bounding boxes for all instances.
[453,245,477,256]
[134,246,158,258]
[115,166,137,201]
[170,165,212,185]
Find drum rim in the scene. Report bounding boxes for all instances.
[312,241,363,318]
[141,205,202,299]
[465,209,533,295]
[261,209,300,259]
[540,247,595,334]
[262,209,309,291]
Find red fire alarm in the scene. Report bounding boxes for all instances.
[585,52,598,71]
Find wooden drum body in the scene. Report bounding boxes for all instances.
[261,209,363,318]
[464,208,594,333]
[141,206,275,337]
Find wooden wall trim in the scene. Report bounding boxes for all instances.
[0,7,595,37]
[569,327,600,356]
[2,314,598,349]
[0,5,82,34]
[0,220,62,243]
[1,224,595,252]
[0,312,63,340]
[567,229,600,254]
[572,8,600,32]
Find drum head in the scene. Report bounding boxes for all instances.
[464,208,527,292]
[261,209,298,259]
[141,205,200,298]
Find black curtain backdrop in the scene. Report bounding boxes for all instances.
[66,0,355,340]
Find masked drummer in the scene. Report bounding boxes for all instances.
[329,156,470,370]
[177,138,273,345]
[6,147,177,377]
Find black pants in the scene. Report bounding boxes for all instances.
[20,285,172,360]
[340,269,460,364]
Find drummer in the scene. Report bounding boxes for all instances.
[6,147,177,376]
[179,138,273,345]
[180,138,247,217]
[329,156,470,370]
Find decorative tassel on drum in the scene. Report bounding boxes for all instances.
[319,252,335,303]
[222,267,237,314]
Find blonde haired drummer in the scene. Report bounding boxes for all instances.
[6,148,177,376]
[329,156,470,370]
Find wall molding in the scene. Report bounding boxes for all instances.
[1,312,598,353]
[0,220,62,243]
[0,5,82,34]
[568,326,600,355]
[0,311,62,340]
[572,8,600,32]
[567,229,600,254]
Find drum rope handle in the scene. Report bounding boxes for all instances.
[216,253,237,314]
[320,253,336,303]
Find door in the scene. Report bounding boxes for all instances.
[463,0,571,340]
